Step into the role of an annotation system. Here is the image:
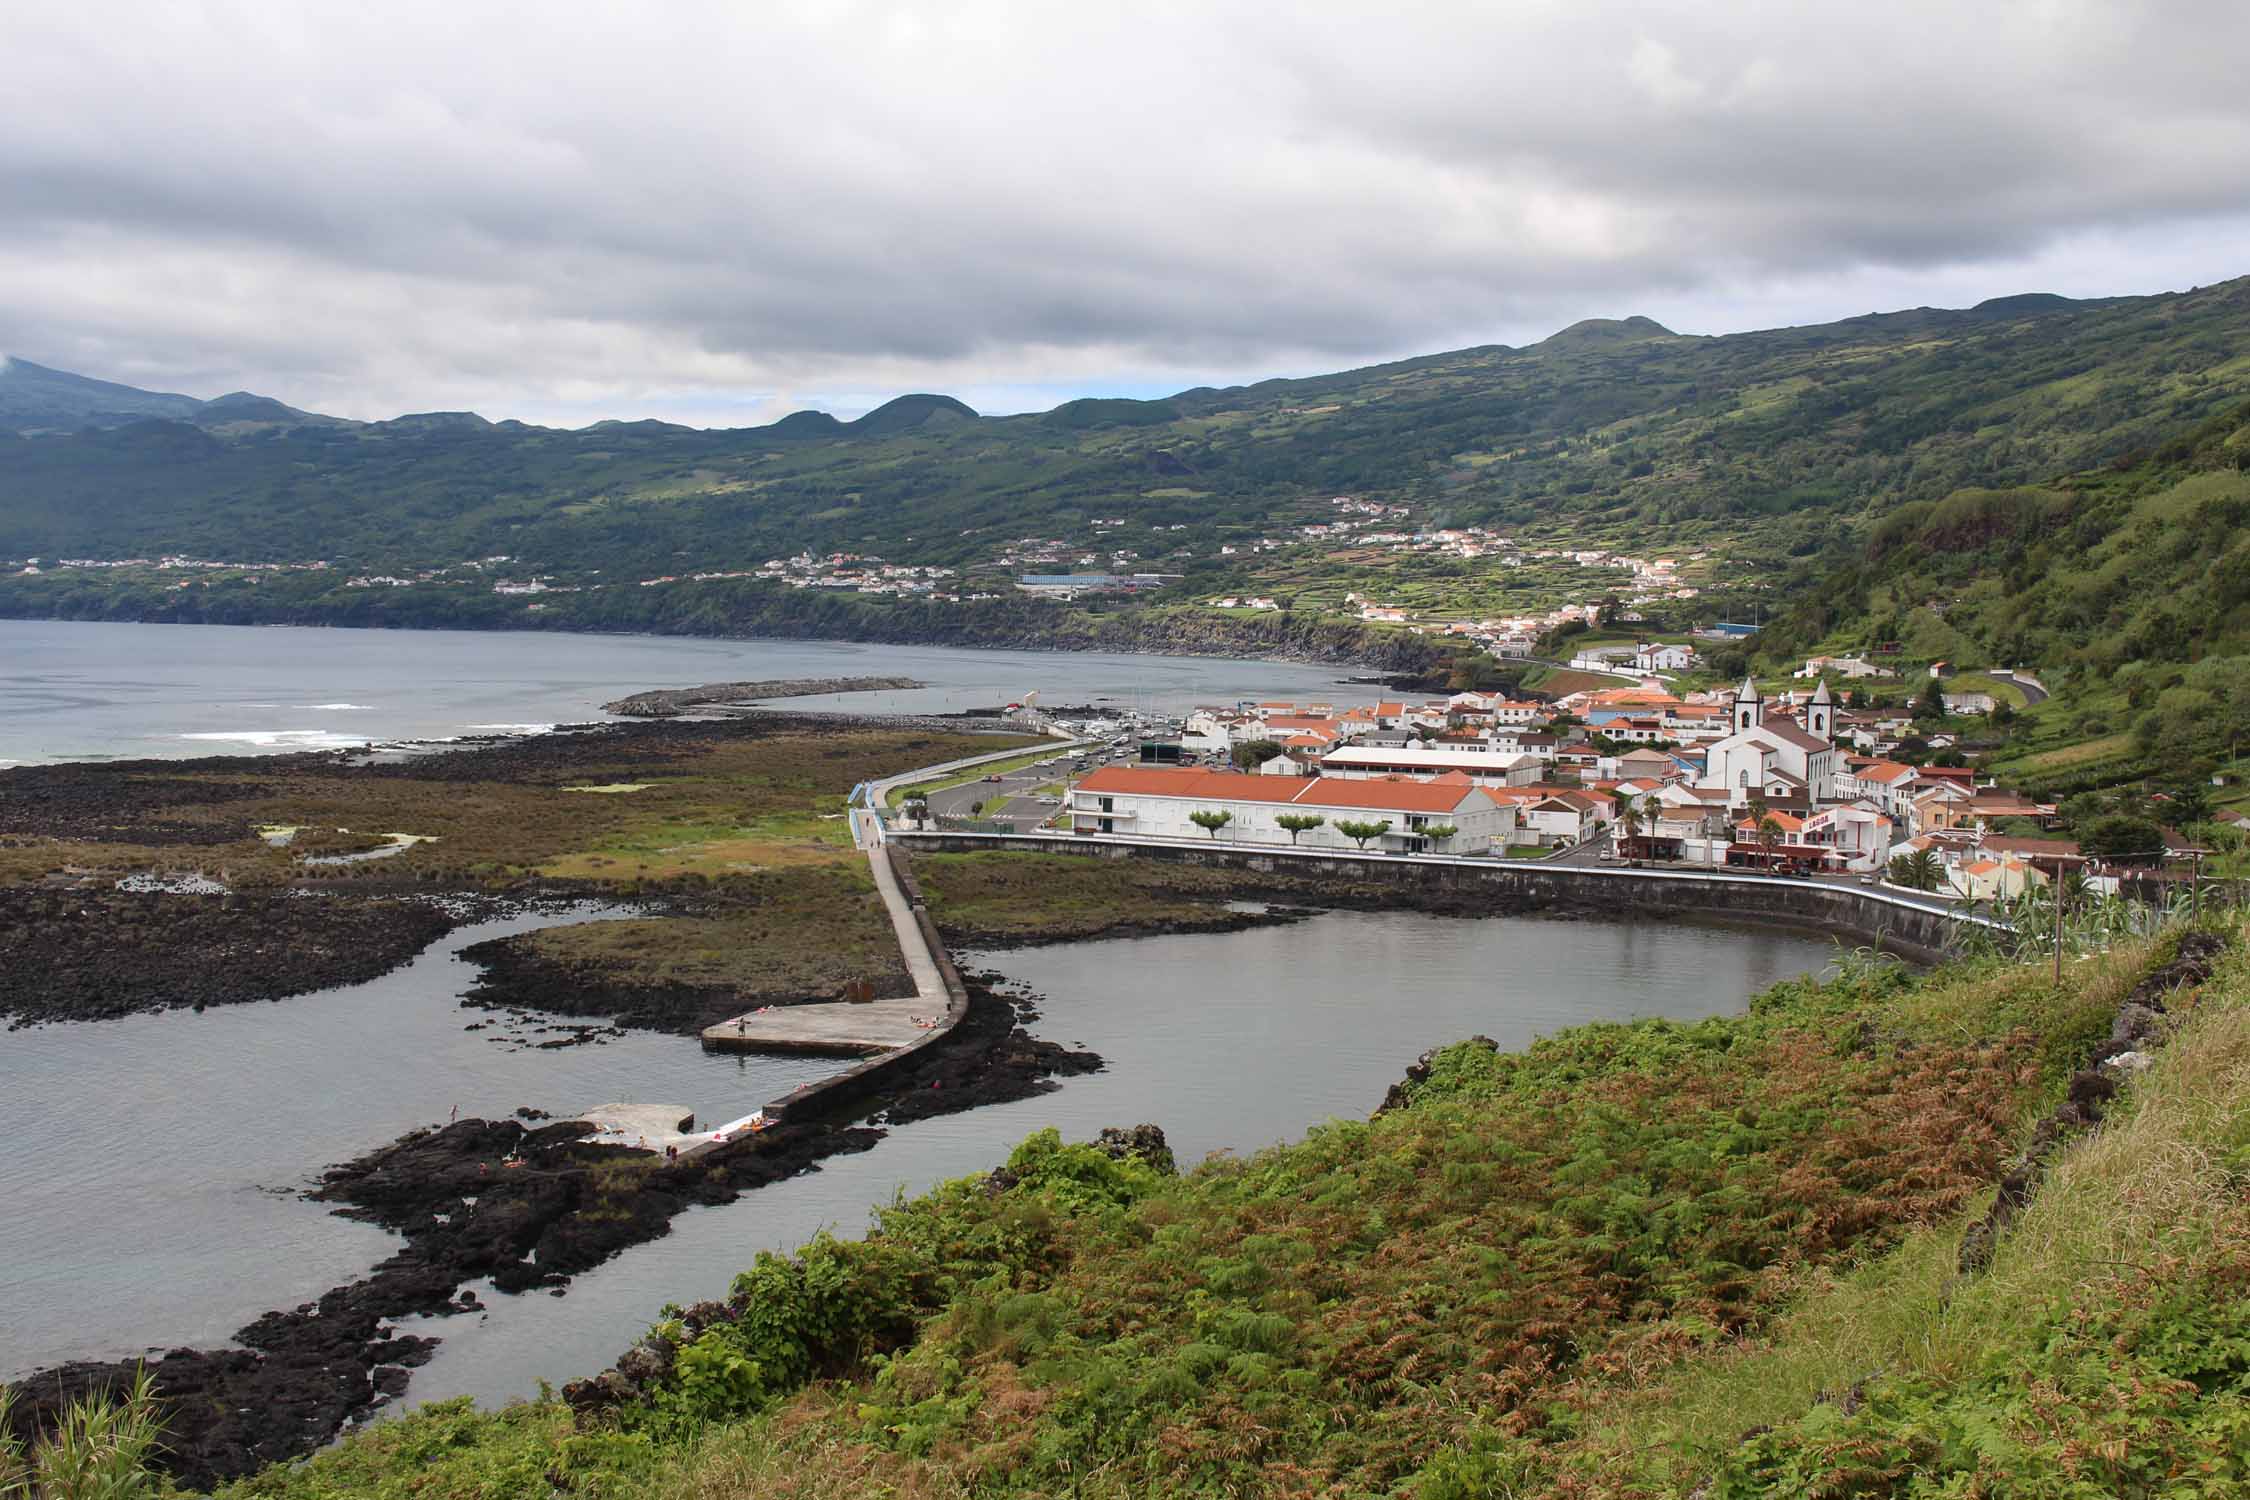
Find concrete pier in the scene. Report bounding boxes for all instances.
[699,839,954,1055]
[699,995,944,1055]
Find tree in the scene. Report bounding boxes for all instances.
[2187,655,2250,764]
[2081,813,2166,865]
[1188,809,1233,839]
[1420,823,1458,849]
[1335,818,1393,850]
[1230,739,1284,771]
[1275,813,1325,845]
[1757,814,1785,871]
[2164,778,2213,824]
[1888,848,1943,891]
[1616,798,1642,851]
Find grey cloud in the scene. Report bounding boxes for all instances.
[1,1,2247,424]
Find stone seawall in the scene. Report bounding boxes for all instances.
[893,832,1981,964]
[758,845,974,1124]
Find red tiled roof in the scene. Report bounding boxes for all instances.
[1073,765,1488,815]
[1288,779,1493,814]
[1075,767,1312,803]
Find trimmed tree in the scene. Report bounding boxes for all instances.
[1336,818,1393,851]
[1275,813,1325,845]
[1188,809,1234,839]
[1420,823,1458,850]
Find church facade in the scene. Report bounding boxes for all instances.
[1698,677,1840,808]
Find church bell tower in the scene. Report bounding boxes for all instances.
[1807,677,1834,742]
[1733,675,1761,734]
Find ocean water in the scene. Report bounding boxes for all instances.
[0,619,1374,766]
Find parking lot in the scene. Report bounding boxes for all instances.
[920,740,1142,831]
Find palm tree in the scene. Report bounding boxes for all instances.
[1758,814,1785,872]
[1887,849,1944,891]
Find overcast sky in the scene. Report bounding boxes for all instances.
[4,1,2247,427]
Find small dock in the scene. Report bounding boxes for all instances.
[699,996,943,1056]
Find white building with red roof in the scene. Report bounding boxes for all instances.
[1069,766,1511,853]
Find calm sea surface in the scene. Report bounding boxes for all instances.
[0,619,1837,1413]
[0,619,1376,765]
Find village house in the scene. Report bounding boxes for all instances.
[1633,641,1697,672]
[1512,787,1613,846]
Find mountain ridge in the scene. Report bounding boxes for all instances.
[2,276,2246,579]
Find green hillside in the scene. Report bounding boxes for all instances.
[1754,398,2250,795]
[4,278,2250,575]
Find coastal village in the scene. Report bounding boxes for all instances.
[897,661,2174,905]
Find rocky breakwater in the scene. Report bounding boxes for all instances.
[602,675,923,717]
[3,978,1097,1488]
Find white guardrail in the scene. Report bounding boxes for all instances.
[851,729,1093,849]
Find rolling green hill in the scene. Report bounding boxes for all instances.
[4,277,2249,577]
[1752,398,2250,793]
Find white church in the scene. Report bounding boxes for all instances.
[1699,677,1840,808]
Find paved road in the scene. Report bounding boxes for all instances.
[923,741,1141,831]
[1991,669,2050,706]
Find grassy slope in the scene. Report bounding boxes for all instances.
[1756,400,2250,798]
[211,921,2250,1499]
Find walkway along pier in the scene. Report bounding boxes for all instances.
[587,845,979,1157]
[887,829,2000,964]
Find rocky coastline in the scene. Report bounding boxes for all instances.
[599,675,923,717]
[0,594,1467,682]
[3,979,1098,1490]
[0,887,462,1027]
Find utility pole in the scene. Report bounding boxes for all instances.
[2053,861,2065,986]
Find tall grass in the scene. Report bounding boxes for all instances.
[0,1369,167,1500]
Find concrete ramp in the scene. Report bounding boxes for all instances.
[577,1102,701,1152]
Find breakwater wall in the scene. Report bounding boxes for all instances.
[892,831,1988,964]
[757,846,974,1124]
